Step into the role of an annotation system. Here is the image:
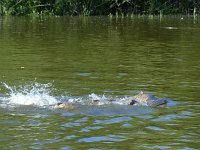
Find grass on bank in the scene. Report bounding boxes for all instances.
[0,0,199,16]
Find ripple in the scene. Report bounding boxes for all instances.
[74,117,88,123]
[60,147,72,150]
[143,145,171,149]
[62,122,82,128]
[65,135,78,140]
[153,114,183,122]
[77,135,125,143]
[27,119,41,126]
[181,148,196,150]
[94,116,132,125]
[32,139,61,148]
[121,123,133,128]
[146,126,165,131]
[80,126,104,132]
[77,73,91,77]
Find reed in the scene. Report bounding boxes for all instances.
[193,7,197,19]
[0,0,199,16]
[0,1,2,15]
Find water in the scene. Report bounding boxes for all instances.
[0,16,200,149]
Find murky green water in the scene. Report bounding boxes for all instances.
[0,16,200,149]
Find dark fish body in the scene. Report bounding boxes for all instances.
[130,91,168,107]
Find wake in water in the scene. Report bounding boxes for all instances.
[0,82,132,109]
[0,82,163,117]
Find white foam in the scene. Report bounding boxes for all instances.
[88,93,131,105]
[1,82,58,106]
[89,93,107,100]
[8,92,57,106]
[0,82,133,107]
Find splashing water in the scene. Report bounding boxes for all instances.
[0,82,133,108]
[66,93,132,105]
[88,93,131,105]
[1,82,58,107]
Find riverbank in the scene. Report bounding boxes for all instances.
[0,0,199,16]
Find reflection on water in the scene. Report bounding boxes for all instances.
[0,16,200,149]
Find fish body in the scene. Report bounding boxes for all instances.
[130,91,168,107]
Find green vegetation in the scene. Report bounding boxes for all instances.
[0,0,199,16]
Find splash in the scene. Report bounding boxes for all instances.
[0,82,133,108]
[1,82,58,107]
[65,93,131,105]
[87,93,131,105]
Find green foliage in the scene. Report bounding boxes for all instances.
[53,0,111,16]
[1,0,38,15]
[0,0,199,16]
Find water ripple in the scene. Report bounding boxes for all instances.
[80,126,104,132]
[77,135,126,143]
[146,126,165,131]
[94,116,132,125]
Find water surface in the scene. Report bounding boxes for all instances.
[0,16,199,149]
